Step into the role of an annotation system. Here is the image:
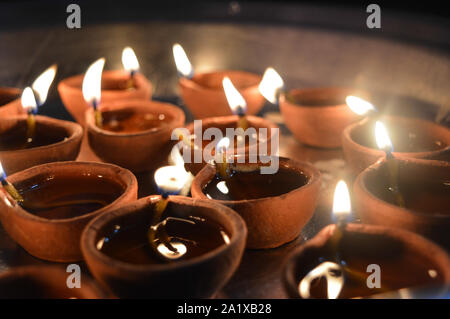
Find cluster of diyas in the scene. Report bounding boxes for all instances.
[0,42,449,300]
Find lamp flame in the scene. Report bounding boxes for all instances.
[299,261,344,299]
[82,58,105,106]
[31,64,57,105]
[222,77,247,115]
[345,96,375,116]
[258,67,284,104]
[332,180,351,220]
[21,87,37,112]
[154,146,194,196]
[168,145,185,168]
[375,121,393,152]
[172,43,193,77]
[122,47,140,73]
[216,137,230,153]
[0,161,5,179]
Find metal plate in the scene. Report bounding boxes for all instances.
[0,2,448,298]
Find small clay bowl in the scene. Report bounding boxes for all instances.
[342,116,450,174]
[183,115,278,175]
[81,195,247,298]
[179,70,265,119]
[279,87,366,148]
[283,223,450,299]
[0,87,23,117]
[0,161,138,262]
[354,158,450,248]
[0,266,105,298]
[191,156,321,249]
[58,70,152,125]
[0,115,83,175]
[86,99,185,172]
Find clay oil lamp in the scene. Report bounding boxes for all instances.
[0,266,105,299]
[179,77,278,175]
[342,96,450,174]
[58,47,152,125]
[0,86,22,117]
[83,59,185,172]
[283,180,450,299]
[354,156,450,249]
[173,43,265,119]
[0,67,83,175]
[0,161,138,262]
[259,67,366,148]
[81,157,247,298]
[191,146,321,249]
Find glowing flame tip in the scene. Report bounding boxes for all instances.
[82,58,105,106]
[332,180,351,219]
[222,76,247,114]
[122,47,140,72]
[345,95,375,116]
[21,87,37,111]
[375,121,393,152]
[258,67,284,104]
[172,43,193,77]
[31,64,57,105]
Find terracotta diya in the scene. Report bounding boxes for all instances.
[283,181,450,299]
[58,48,152,126]
[342,116,450,174]
[173,44,264,118]
[0,266,105,298]
[81,195,247,298]
[178,77,278,175]
[86,99,185,172]
[191,155,321,249]
[258,68,367,148]
[0,161,137,262]
[181,115,278,175]
[279,88,368,148]
[0,87,22,117]
[354,157,450,248]
[0,115,83,175]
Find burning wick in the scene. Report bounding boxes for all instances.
[375,121,405,207]
[345,95,378,118]
[20,65,58,144]
[149,146,194,261]
[223,76,248,130]
[327,180,352,258]
[0,162,24,203]
[122,46,140,89]
[21,87,38,144]
[258,67,284,106]
[82,58,105,128]
[172,43,194,79]
[215,137,231,179]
